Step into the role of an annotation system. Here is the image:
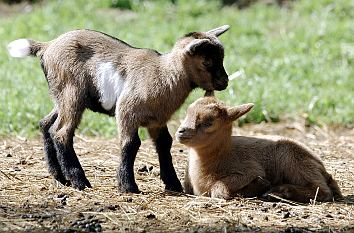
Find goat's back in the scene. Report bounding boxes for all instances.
[230,135,327,185]
[41,30,134,67]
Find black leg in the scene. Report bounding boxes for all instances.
[39,109,68,185]
[149,126,183,192]
[51,136,91,190]
[117,131,141,193]
[49,104,91,190]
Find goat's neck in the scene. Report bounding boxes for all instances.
[158,52,194,105]
[160,52,190,85]
[191,126,233,166]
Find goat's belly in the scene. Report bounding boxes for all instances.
[95,61,125,111]
[87,97,116,116]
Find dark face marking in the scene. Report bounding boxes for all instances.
[193,42,229,91]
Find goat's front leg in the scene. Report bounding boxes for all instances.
[39,108,69,186]
[183,162,194,195]
[50,108,91,190]
[117,128,141,193]
[210,181,232,200]
[210,173,265,200]
[148,126,183,192]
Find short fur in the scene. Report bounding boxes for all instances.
[8,26,230,192]
[176,97,342,203]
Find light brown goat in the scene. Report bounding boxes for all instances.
[8,26,230,192]
[176,97,342,203]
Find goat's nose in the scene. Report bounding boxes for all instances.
[177,128,186,134]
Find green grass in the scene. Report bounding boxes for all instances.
[0,0,353,138]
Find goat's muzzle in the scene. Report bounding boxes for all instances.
[212,67,229,91]
[213,76,229,91]
[175,127,194,144]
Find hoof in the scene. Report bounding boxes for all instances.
[66,168,92,190]
[165,183,183,193]
[71,176,92,190]
[118,182,140,194]
[53,174,71,186]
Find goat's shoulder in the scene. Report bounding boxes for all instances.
[230,135,282,155]
[232,135,307,149]
[126,48,161,67]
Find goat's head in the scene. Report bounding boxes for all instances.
[176,25,230,91]
[175,97,253,147]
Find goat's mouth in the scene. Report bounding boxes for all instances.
[213,78,228,91]
[175,132,194,144]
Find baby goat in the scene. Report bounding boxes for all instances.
[176,97,342,203]
[8,25,230,192]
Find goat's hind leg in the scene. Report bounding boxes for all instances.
[237,176,271,198]
[264,183,333,203]
[116,129,140,193]
[39,108,69,185]
[50,103,91,190]
[148,126,183,192]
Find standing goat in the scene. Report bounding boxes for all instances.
[176,97,342,203]
[7,25,230,192]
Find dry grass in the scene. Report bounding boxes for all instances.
[0,121,353,233]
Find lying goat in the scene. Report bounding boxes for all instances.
[8,25,230,192]
[176,97,342,203]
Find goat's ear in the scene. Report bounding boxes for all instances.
[206,25,230,37]
[227,103,254,121]
[185,39,209,55]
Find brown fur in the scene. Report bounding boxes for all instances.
[10,26,230,192]
[176,97,342,203]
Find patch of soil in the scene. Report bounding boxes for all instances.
[0,122,353,232]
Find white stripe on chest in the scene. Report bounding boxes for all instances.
[96,62,125,111]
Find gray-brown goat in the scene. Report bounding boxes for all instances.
[176,97,342,203]
[8,25,230,192]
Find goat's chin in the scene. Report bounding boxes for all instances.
[213,78,229,91]
[175,136,189,144]
[175,135,194,145]
[196,82,214,92]
[176,138,205,148]
[213,82,228,91]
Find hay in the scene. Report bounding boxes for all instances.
[0,122,353,232]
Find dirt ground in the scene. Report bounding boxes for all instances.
[0,121,353,233]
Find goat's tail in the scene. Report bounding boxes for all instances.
[7,39,45,58]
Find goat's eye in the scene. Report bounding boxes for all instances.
[202,60,212,68]
[201,121,212,127]
[201,118,213,127]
